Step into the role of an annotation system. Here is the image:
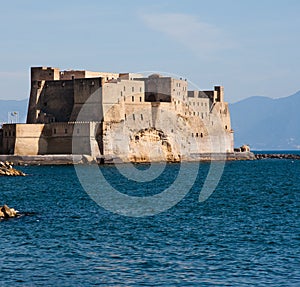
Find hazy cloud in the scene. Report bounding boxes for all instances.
[141,13,234,58]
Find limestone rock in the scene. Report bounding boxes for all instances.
[82,155,96,164]
[0,205,19,219]
[0,161,25,176]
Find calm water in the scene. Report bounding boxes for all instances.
[0,158,299,286]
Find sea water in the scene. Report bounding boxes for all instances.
[0,158,299,286]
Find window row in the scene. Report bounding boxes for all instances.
[189,101,208,107]
[4,131,15,137]
[192,133,204,138]
[125,114,144,121]
[123,87,143,92]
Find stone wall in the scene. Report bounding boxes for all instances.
[1,124,46,155]
[137,74,188,103]
[102,99,233,162]
[70,78,103,122]
[0,129,3,154]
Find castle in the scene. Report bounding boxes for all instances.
[0,67,234,162]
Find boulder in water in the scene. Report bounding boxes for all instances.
[0,161,25,176]
[0,205,19,219]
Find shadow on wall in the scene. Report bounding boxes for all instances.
[36,122,104,156]
[34,80,74,124]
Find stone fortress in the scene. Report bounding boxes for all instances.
[0,67,234,163]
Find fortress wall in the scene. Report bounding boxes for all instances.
[214,86,224,102]
[70,78,103,122]
[13,124,46,155]
[60,70,86,80]
[170,78,188,102]
[59,70,119,81]
[102,100,233,161]
[45,123,73,154]
[37,80,74,122]
[47,137,73,154]
[1,124,16,155]
[27,80,46,123]
[102,80,144,122]
[86,71,119,81]
[48,122,97,155]
[0,129,3,154]
[137,76,172,102]
[187,95,211,119]
[31,67,60,81]
[212,102,232,131]
[120,73,143,80]
[137,76,188,104]
[45,123,95,155]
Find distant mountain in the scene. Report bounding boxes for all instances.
[230,91,300,150]
[0,99,28,124]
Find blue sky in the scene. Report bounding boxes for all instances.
[0,0,299,102]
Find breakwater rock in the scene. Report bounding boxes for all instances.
[255,153,300,160]
[0,205,20,219]
[0,161,26,176]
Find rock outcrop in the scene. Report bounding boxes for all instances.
[255,154,300,160]
[0,161,25,176]
[0,205,19,219]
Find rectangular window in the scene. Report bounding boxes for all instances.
[132,87,134,92]
[133,114,135,120]
[141,114,143,120]
[65,129,68,134]
[139,97,142,102]
[54,128,56,134]
[132,96,134,102]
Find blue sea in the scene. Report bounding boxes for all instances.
[1,155,299,286]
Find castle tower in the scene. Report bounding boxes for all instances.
[26,67,60,123]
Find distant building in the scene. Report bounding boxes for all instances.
[0,67,233,162]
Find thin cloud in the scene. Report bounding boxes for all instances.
[141,13,235,58]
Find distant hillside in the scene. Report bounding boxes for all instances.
[230,91,300,150]
[0,99,28,124]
